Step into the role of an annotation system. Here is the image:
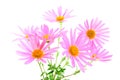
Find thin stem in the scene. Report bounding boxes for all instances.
[55,22,63,67]
[63,60,93,79]
[42,63,47,78]
[58,22,62,47]
[53,22,63,80]
[53,72,56,80]
[62,70,80,79]
[63,57,69,67]
[53,52,59,80]
[63,73,74,79]
[59,22,63,29]
[47,46,54,79]
[38,62,45,80]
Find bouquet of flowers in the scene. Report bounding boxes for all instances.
[14,6,112,80]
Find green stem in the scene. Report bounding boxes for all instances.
[55,22,63,67]
[53,22,63,80]
[55,51,59,65]
[62,70,80,79]
[53,52,59,80]
[53,72,56,80]
[42,63,47,78]
[63,73,74,79]
[59,22,62,29]
[58,22,62,47]
[63,57,69,67]
[62,60,92,79]
[38,62,45,80]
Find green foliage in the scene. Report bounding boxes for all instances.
[40,62,66,80]
[73,70,80,75]
[40,56,80,80]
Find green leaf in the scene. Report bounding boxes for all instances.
[73,70,80,75]
[56,75,63,80]
[40,72,46,76]
[44,77,49,80]
[48,63,56,70]
[65,60,69,65]
[48,70,54,74]
[49,74,54,80]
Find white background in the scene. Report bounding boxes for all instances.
[0,0,120,80]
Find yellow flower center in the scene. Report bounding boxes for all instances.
[25,34,29,39]
[43,34,50,43]
[69,45,79,57]
[43,34,49,39]
[56,16,64,22]
[86,30,96,39]
[32,49,44,59]
[91,54,97,59]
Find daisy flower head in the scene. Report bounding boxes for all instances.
[61,29,92,72]
[38,24,64,43]
[89,48,112,62]
[43,6,74,23]
[17,36,58,64]
[78,18,109,48]
[14,26,39,41]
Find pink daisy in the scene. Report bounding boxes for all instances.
[89,48,112,61]
[38,24,64,43]
[17,36,58,64]
[43,6,73,22]
[78,18,109,48]
[14,26,39,41]
[61,29,92,72]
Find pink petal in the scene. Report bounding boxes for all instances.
[84,20,89,29]
[19,40,32,52]
[24,58,34,64]
[58,6,62,16]
[70,56,75,67]
[75,58,85,72]
[52,9,57,16]
[17,51,31,56]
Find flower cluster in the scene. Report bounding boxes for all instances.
[15,6,112,80]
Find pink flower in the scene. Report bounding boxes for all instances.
[89,48,112,61]
[78,18,109,48]
[17,36,58,64]
[38,24,64,43]
[43,6,74,22]
[14,26,39,41]
[61,29,92,72]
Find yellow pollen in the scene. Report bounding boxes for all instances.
[56,16,64,22]
[69,45,79,57]
[32,49,44,59]
[25,34,29,38]
[43,34,49,39]
[91,54,97,59]
[86,29,96,39]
